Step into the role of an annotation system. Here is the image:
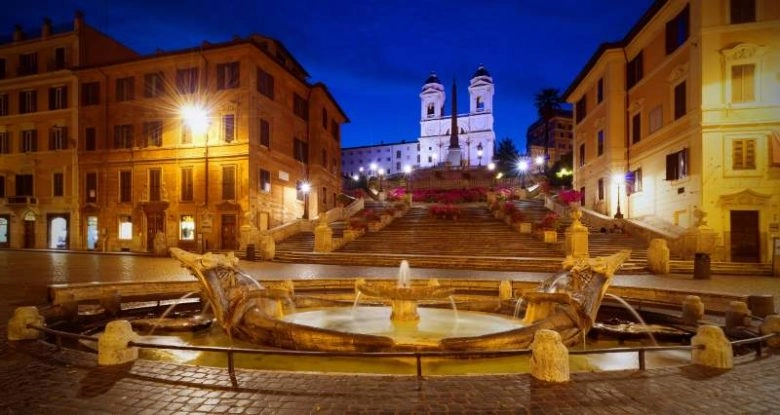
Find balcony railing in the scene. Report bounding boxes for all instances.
[6,196,37,205]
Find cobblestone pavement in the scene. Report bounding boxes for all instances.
[1,250,779,414]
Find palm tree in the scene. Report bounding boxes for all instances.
[534,88,563,170]
[494,137,519,177]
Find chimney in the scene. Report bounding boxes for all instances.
[13,25,24,42]
[74,10,84,31]
[42,18,52,38]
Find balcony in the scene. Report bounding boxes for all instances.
[7,196,37,205]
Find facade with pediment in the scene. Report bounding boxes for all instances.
[564,0,780,263]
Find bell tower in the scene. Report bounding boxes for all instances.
[420,72,445,126]
[469,65,494,114]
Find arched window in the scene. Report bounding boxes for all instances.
[476,96,484,111]
[426,103,434,117]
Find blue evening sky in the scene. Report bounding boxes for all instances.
[3,0,653,150]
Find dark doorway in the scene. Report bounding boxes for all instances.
[24,218,35,248]
[730,210,760,263]
[146,213,165,252]
[221,214,237,250]
[0,215,10,248]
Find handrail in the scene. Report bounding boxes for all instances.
[23,324,777,388]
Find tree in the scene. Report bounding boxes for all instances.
[494,137,519,177]
[534,88,564,168]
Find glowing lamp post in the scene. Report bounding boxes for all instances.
[613,173,624,219]
[403,165,412,192]
[518,160,529,189]
[378,168,385,191]
[300,181,311,220]
[477,143,484,166]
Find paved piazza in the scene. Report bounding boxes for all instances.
[1,251,779,414]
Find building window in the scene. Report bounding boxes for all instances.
[49,86,68,110]
[49,126,68,150]
[596,78,603,103]
[648,105,663,134]
[665,5,689,55]
[731,64,755,103]
[15,174,33,196]
[331,120,340,142]
[0,58,5,79]
[19,90,37,113]
[143,121,162,147]
[19,53,38,75]
[180,215,195,240]
[53,48,66,70]
[223,114,235,143]
[53,173,64,197]
[626,51,644,89]
[476,96,484,111]
[85,127,96,151]
[259,119,270,147]
[427,103,434,117]
[575,95,587,123]
[597,178,604,200]
[115,77,134,101]
[294,138,308,163]
[119,170,132,203]
[222,166,235,200]
[578,143,585,167]
[180,121,191,145]
[217,62,240,90]
[81,82,100,106]
[0,176,5,198]
[732,139,756,170]
[259,169,271,193]
[181,167,193,201]
[665,148,688,181]
[176,68,198,94]
[730,0,755,24]
[631,113,641,144]
[118,216,132,240]
[21,129,37,153]
[293,94,308,120]
[629,168,643,193]
[113,124,134,149]
[144,72,164,98]
[296,180,305,201]
[0,132,9,154]
[149,168,161,201]
[0,94,7,116]
[257,68,274,98]
[86,172,97,203]
[597,130,604,156]
[674,81,687,120]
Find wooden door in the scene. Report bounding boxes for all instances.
[221,215,237,250]
[24,220,35,248]
[146,213,165,252]
[730,210,759,262]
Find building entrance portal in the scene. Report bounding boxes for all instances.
[731,210,760,263]
[87,216,98,250]
[221,214,237,250]
[0,215,9,248]
[146,213,165,252]
[48,215,69,249]
[23,212,36,249]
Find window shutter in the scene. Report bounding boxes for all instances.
[666,153,676,180]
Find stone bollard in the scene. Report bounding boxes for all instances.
[747,295,776,318]
[691,325,733,369]
[725,301,751,332]
[100,290,121,317]
[498,280,513,301]
[682,295,704,326]
[530,329,570,383]
[98,320,139,365]
[647,239,670,274]
[8,306,45,340]
[759,315,780,348]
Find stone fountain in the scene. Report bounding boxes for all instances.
[169,248,631,352]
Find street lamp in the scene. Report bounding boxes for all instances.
[300,181,311,219]
[378,168,385,191]
[613,173,624,219]
[403,165,412,192]
[518,160,529,189]
[477,143,484,166]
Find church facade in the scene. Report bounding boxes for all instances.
[341,65,496,176]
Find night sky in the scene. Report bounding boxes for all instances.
[3,0,653,151]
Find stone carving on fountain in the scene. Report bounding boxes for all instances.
[170,247,631,352]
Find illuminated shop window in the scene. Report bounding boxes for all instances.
[118,216,133,240]
[180,215,195,240]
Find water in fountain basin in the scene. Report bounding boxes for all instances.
[605,293,658,346]
[397,260,411,288]
[147,291,198,335]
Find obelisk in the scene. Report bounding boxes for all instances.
[446,79,463,167]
